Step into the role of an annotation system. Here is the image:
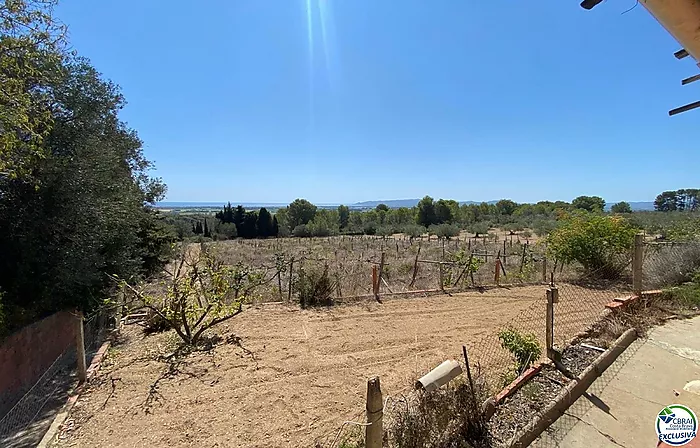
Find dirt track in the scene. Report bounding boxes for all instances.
[56,286,602,448]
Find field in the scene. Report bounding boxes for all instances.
[202,232,548,305]
[52,234,627,447]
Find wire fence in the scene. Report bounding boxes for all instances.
[0,309,114,447]
[642,241,700,290]
[316,250,645,447]
[208,235,551,306]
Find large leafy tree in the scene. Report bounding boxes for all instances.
[610,201,632,214]
[417,195,436,227]
[287,198,317,229]
[572,195,605,212]
[0,5,174,333]
[1,0,67,180]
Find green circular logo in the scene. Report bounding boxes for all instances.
[656,404,698,446]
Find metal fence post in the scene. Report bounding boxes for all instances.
[365,376,383,448]
[633,233,644,295]
[75,311,87,383]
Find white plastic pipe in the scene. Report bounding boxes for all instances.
[415,360,463,392]
[640,0,700,64]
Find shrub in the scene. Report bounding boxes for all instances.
[429,223,461,239]
[386,378,490,448]
[644,243,700,288]
[498,327,542,372]
[547,214,637,277]
[402,224,425,239]
[532,219,557,237]
[292,224,311,238]
[468,222,490,236]
[120,247,252,345]
[297,265,336,308]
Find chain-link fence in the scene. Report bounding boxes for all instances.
[0,309,114,447]
[642,241,700,290]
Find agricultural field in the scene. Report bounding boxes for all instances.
[203,231,549,306]
[52,234,628,448]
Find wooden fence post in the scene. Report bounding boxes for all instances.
[542,257,547,283]
[439,263,445,292]
[288,257,294,302]
[546,287,558,359]
[76,311,87,383]
[633,233,644,295]
[495,259,501,285]
[365,376,383,448]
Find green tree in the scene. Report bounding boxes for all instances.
[272,216,279,237]
[215,202,234,223]
[417,195,436,227]
[257,207,273,237]
[572,195,605,212]
[203,219,211,238]
[287,199,317,229]
[375,203,389,212]
[610,201,632,214]
[338,204,350,229]
[547,214,637,277]
[1,0,66,180]
[0,55,173,329]
[308,210,339,237]
[240,211,258,238]
[435,199,455,224]
[496,199,518,216]
[233,205,246,234]
[195,221,203,234]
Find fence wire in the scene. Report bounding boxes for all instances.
[211,236,548,306]
[0,309,114,447]
[0,345,76,448]
[642,241,700,290]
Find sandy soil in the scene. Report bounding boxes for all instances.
[54,285,614,448]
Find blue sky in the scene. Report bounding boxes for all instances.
[56,0,699,205]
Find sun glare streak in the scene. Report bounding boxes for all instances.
[305,0,315,130]
[318,0,332,88]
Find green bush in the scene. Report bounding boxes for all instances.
[292,224,311,238]
[547,214,637,277]
[468,222,490,236]
[297,266,336,308]
[498,327,542,372]
[402,224,425,238]
[429,223,461,239]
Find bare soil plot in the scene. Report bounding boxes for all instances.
[54,285,614,448]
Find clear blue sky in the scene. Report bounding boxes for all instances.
[56,0,699,205]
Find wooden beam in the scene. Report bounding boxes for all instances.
[682,74,700,86]
[675,49,689,60]
[669,101,700,116]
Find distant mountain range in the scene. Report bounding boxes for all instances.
[158,200,656,211]
[351,199,499,208]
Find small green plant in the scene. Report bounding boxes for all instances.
[498,327,542,372]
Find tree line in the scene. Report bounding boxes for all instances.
[0,1,174,336]
[169,190,698,243]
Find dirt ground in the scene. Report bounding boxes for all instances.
[53,285,611,448]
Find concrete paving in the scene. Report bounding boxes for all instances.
[535,316,700,448]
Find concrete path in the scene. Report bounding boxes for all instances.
[535,316,700,448]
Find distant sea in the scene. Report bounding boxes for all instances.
[156,202,290,208]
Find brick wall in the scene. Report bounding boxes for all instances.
[0,311,76,417]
